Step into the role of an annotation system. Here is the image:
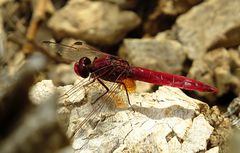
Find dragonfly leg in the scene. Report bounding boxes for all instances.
[121,82,135,112]
[91,78,109,105]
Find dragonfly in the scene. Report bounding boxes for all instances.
[43,40,218,139]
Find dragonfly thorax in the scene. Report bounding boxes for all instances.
[74,57,92,78]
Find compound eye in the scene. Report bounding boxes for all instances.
[80,57,91,66]
[74,57,91,78]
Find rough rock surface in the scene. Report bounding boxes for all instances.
[29,80,57,105]
[48,0,140,45]
[188,48,240,97]
[119,38,187,74]
[144,0,202,35]
[181,114,213,152]
[48,63,77,85]
[66,85,216,153]
[99,0,137,9]
[175,0,240,59]
[226,97,240,129]
[225,96,240,153]
[154,0,202,16]
[205,106,231,153]
[29,79,230,152]
[205,147,219,153]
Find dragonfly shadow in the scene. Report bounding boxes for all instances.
[133,104,196,120]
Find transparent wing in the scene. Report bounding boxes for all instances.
[42,41,110,62]
[61,84,132,140]
[60,78,129,139]
[58,59,135,145]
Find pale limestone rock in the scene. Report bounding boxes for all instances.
[175,0,240,59]
[205,147,219,153]
[98,0,137,9]
[226,97,240,128]
[135,81,152,93]
[120,38,186,74]
[168,136,182,153]
[173,118,192,139]
[48,0,140,45]
[159,0,201,15]
[49,63,77,85]
[58,79,215,152]
[29,80,56,104]
[155,0,201,16]
[188,48,240,97]
[144,0,201,35]
[30,79,219,152]
[181,114,214,153]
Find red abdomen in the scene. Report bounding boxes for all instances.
[129,67,218,92]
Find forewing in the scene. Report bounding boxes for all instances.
[42,41,109,62]
[58,62,133,141]
[65,80,130,140]
[58,78,94,104]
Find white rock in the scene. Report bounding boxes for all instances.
[175,0,240,59]
[181,114,214,153]
[120,39,186,74]
[99,0,137,9]
[205,147,219,153]
[31,79,216,152]
[58,81,213,152]
[48,0,140,45]
[188,48,240,97]
[49,63,77,85]
[173,118,192,139]
[29,80,56,104]
[168,136,182,153]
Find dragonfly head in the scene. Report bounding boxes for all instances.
[74,57,91,78]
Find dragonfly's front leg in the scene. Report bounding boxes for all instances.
[91,78,110,105]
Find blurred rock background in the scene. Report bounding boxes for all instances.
[0,0,239,153]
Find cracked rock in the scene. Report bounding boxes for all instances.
[181,114,214,153]
[30,79,228,152]
[57,80,218,152]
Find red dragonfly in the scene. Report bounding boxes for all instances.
[43,41,217,138]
